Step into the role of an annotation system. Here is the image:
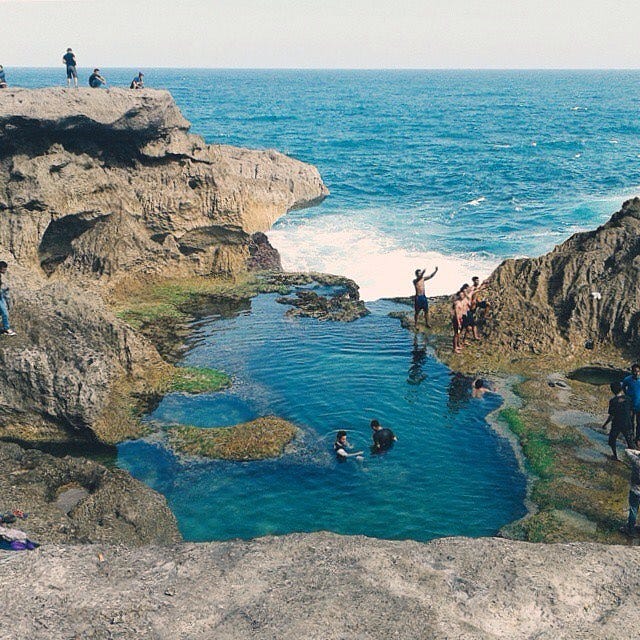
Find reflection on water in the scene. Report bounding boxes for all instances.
[118,293,527,542]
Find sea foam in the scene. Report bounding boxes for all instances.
[269,213,497,302]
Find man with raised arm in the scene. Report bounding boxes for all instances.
[413,266,438,327]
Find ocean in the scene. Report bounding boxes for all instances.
[9,68,640,299]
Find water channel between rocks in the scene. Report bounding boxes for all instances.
[118,287,527,542]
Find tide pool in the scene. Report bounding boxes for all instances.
[118,291,527,542]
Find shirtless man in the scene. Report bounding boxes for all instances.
[413,266,438,327]
[462,283,480,341]
[452,285,469,353]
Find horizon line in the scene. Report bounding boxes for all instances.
[4,66,640,72]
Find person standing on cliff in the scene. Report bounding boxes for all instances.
[62,48,77,88]
[0,66,7,89]
[622,364,640,446]
[0,261,16,337]
[130,72,144,89]
[413,266,438,327]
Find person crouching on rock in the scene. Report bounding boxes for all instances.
[0,261,16,336]
[370,419,397,452]
[602,382,634,461]
[334,430,363,461]
[89,69,106,88]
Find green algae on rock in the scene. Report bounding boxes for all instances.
[169,367,231,394]
[168,417,298,461]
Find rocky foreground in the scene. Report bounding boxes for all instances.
[2,532,639,639]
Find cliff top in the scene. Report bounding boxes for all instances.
[0,87,190,140]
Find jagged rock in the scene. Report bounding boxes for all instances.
[0,87,328,280]
[1,532,639,639]
[0,441,180,545]
[485,198,640,353]
[248,231,282,271]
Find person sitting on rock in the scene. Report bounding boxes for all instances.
[622,364,640,446]
[130,72,144,89]
[62,48,78,88]
[0,66,7,89]
[370,419,397,452]
[413,266,438,327]
[602,382,634,461]
[0,261,16,336]
[334,430,363,460]
[620,446,640,537]
[88,69,106,88]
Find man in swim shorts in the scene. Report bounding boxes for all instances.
[413,266,438,327]
[452,285,469,353]
[62,48,77,87]
[370,419,397,452]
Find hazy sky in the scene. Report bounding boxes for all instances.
[2,0,639,68]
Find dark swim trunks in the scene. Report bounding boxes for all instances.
[415,295,428,311]
[452,317,461,333]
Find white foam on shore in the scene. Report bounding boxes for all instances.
[269,214,498,302]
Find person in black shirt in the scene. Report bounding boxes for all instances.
[370,419,397,452]
[602,381,634,460]
[62,48,77,87]
[0,66,7,89]
[88,69,106,89]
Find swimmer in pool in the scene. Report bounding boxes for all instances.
[334,430,363,459]
[472,378,490,398]
[370,419,397,452]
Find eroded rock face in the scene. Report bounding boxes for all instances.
[0,441,180,545]
[0,87,328,280]
[485,198,640,354]
[1,532,639,639]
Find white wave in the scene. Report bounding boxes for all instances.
[464,196,487,207]
[269,215,497,302]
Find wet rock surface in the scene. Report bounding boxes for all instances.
[0,441,180,546]
[2,532,639,639]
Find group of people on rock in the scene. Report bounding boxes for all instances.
[411,266,491,353]
[0,48,145,90]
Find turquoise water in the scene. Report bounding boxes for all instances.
[118,293,527,541]
[9,68,640,298]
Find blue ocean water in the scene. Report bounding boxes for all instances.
[118,294,527,542]
[9,68,640,298]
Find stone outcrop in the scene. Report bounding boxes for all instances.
[0,88,328,444]
[0,441,180,545]
[0,87,328,281]
[485,198,640,354]
[2,532,639,639]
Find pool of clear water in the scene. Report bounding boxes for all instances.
[118,291,527,541]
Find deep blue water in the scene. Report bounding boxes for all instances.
[8,68,640,298]
[118,294,527,541]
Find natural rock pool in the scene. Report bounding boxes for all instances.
[118,288,527,542]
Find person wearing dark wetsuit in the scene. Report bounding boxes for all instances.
[602,381,634,460]
[370,419,397,452]
[62,48,77,87]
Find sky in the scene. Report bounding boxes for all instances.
[1,0,639,69]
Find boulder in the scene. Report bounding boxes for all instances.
[485,197,640,353]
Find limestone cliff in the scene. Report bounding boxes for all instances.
[485,197,640,354]
[0,88,328,444]
[0,87,328,280]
